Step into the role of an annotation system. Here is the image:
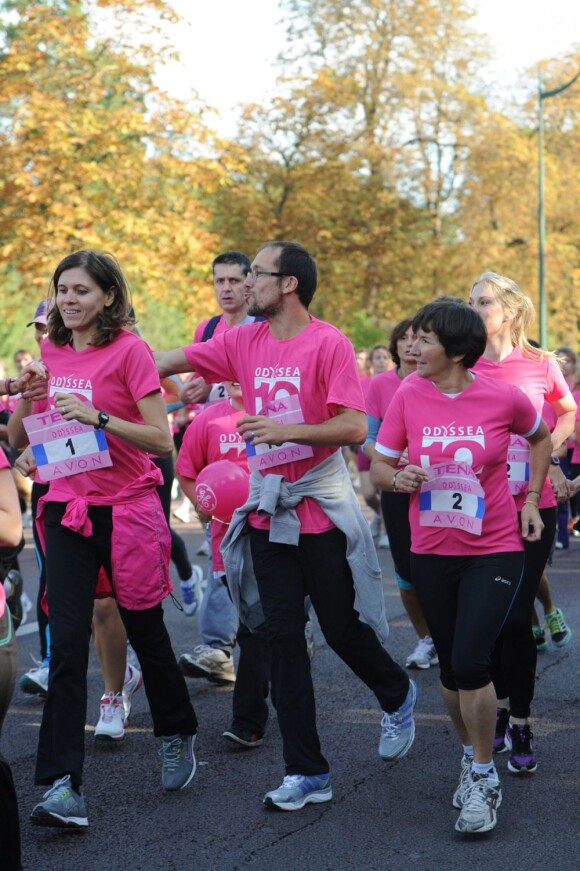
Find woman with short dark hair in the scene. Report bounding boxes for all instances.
[371,299,552,834]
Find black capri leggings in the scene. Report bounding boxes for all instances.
[491,506,556,718]
[411,551,524,692]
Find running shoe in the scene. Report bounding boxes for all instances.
[179,645,235,685]
[379,678,417,760]
[533,625,548,652]
[544,608,572,649]
[455,772,502,834]
[160,734,197,791]
[173,505,191,524]
[94,693,125,742]
[180,565,203,617]
[122,662,143,724]
[31,775,88,829]
[505,723,537,774]
[452,754,474,809]
[20,657,50,696]
[377,533,390,548]
[223,727,264,749]
[263,774,332,811]
[405,636,438,670]
[369,513,382,538]
[493,707,510,754]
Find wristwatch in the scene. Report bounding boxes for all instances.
[96,410,110,430]
[550,455,561,466]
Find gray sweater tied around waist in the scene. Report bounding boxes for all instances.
[220,448,389,646]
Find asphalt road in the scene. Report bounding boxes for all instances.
[6,512,580,871]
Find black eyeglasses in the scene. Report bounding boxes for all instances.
[248,268,290,281]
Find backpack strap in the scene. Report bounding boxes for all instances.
[201,315,222,342]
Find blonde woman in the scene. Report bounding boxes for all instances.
[469,272,576,775]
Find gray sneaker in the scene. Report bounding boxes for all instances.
[263,774,332,811]
[31,775,88,828]
[160,734,197,791]
[179,645,235,685]
[379,678,418,760]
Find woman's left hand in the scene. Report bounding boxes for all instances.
[54,392,98,427]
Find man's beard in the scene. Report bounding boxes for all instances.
[247,296,283,319]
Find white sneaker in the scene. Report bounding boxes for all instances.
[455,772,502,834]
[122,663,143,724]
[452,754,473,808]
[95,693,125,741]
[180,565,203,617]
[405,636,438,670]
[377,533,390,549]
[179,645,235,685]
[173,505,191,524]
[369,513,382,538]
[20,658,50,695]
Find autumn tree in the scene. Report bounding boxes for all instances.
[0,0,225,355]
[457,53,580,345]
[213,0,492,340]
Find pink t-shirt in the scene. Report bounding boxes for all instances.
[176,398,248,573]
[474,347,571,509]
[0,451,9,471]
[571,390,580,464]
[35,330,161,500]
[376,372,540,555]
[182,317,365,533]
[366,369,402,420]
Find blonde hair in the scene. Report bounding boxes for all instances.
[471,271,552,360]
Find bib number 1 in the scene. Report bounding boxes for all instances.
[23,408,113,482]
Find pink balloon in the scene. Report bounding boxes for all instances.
[195,460,250,522]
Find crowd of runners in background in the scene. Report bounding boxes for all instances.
[0,245,579,869]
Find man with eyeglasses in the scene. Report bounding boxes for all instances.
[156,241,415,811]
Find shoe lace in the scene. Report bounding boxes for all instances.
[100,693,122,723]
[43,776,74,801]
[509,724,532,753]
[546,610,566,635]
[281,775,304,788]
[416,637,433,657]
[461,776,496,813]
[381,710,402,738]
[160,736,184,771]
[192,644,213,657]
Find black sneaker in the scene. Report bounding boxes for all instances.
[493,707,510,754]
[222,727,263,749]
[505,723,537,774]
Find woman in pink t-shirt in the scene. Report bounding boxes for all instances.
[371,300,551,835]
[13,250,198,829]
[469,272,576,775]
[364,318,438,670]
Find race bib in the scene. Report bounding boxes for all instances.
[246,394,313,472]
[419,462,485,536]
[23,409,112,482]
[506,435,530,496]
